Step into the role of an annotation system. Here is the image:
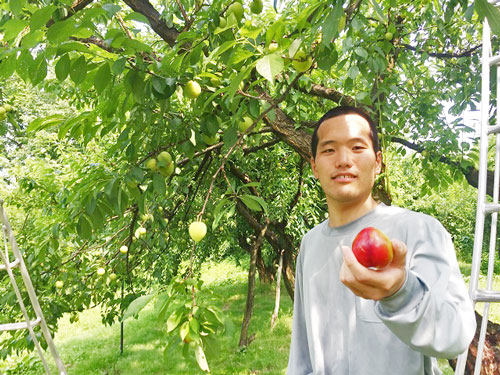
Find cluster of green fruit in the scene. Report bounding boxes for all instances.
[145,151,175,177]
[0,103,13,121]
[56,220,208,289]
[218,0,263,28]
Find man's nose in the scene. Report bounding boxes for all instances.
[335,148,352,168]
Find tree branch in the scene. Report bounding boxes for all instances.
[294,82,356,106]
[400,43,482,59]
[122,0,179,46]
[243,138,280,155]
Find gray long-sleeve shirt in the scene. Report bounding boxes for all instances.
[287,203,476,375]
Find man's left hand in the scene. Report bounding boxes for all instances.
[339,239,407,301]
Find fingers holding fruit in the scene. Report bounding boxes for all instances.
[339,227,407,300]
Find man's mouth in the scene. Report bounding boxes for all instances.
[332,174,356,182]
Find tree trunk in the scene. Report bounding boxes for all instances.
[238,235,275,284]
[448,311,500,374]
[239,225,267,348]
[271,250,284,329]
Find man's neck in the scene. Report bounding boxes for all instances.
[327,196,379,228]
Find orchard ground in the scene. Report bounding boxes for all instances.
[0,260,494,375]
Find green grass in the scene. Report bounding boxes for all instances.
[0,260,293,375]
[1,259,500,375]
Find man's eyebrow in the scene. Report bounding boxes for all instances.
[318,137,369,147]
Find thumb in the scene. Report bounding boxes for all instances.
[390,239,407,268]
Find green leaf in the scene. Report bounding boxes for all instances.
[321,1,343,46]
[369,0,387,24]
[123,11,150,24]
[212,198,231,230]
[70,55,87,84]
[239,194,262,211]
[179,320,190,341]
[27,114,65,132]
[195,343,210,372]
[102,3,121,16]
[166,308,183,332]
[153,173,166,196]
[2,19,28,41]
[46,19,76,44]
[94,62,112,94]
[122,39,152,53]
[55,54,70,81]
[205,41,236,66]
[123,294,154,321]
[125,70,146,102]
[0,54,17,79]
[475,0,500,35]
[31,55,47,85]
[347,65,360,79]
[9,0,26,15]
[247,195,268,214]
[256,54,284,85]
[30,5,57,31]
[76,214,93,239]
[112,57,127,74]
[223,127,238,149]
[22,30,45,48]
[16,49,34,82]
[354,47,368,59]
[288,39,302,59]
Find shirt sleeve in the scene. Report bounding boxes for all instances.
[374,217,476,359]
[287,240,314,375]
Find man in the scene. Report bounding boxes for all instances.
[287,106,476,375]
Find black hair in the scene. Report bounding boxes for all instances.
[311,106,380,159]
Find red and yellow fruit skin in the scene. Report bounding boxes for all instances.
[351,227,393,269]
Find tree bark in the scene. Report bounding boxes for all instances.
[123,0,179,46]
[235,200,295,301]
[448,311,500,374]
[239,225,267,348]
[238,235,275,283]
[270,250,283,330]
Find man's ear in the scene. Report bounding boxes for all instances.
[375,151,382,174]
[310,157,319,178]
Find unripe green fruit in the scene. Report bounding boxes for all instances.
[3,104,12,112]
[184,80,201,99]
[135,227,147,238]
[384,32,393,41]
[202,134,219,145]
[97,267,106,276]
[120,245,128,254]
[159,162,175,177]
[250,0,263,14]
[189,221,207,242]
[210,76,222,86]
[55,280,64,289]
[268,42,279,53]
[239,116,253,132]
[145,158,158,171]
[219,17,227,28]
[292,50,312,72]
[0,107,5,117]
[158,151,172,165]
[109,273,117,281]
[227,2,244,21]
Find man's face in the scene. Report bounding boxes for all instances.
[310,114,381,208]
